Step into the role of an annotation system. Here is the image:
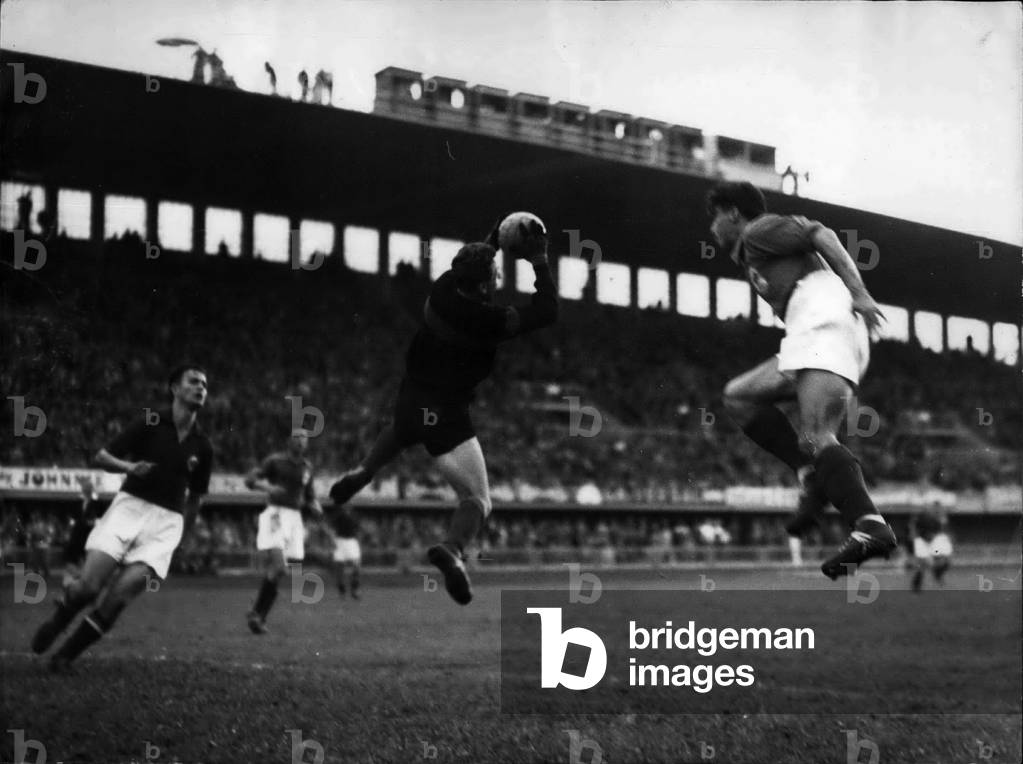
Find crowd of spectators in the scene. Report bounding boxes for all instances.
[2,503,846,572]
[3,233,1019,501]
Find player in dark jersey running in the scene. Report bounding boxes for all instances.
[329,218,556,605]
[329,502,361,599]
[706,182,897,579]
[244,428,321,633]
[31,365,213,671]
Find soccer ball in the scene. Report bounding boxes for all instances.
[497,211,546,258]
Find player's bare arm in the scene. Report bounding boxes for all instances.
[244,465,273,493]
[245,464,288,503]
[94,448,155,477]
[810,226,886,335]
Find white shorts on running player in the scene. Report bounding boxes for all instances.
[256,505,306,561]
[777,269,870,386]
[85,491,184,580]
[914,533,953,559]
[332,537,361,564]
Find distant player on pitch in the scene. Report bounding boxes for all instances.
[706,182,897,578]
[908,509,952,592]
[328,215,557,605]
[244,428,321,634]
[329,502,362,600]
[31,365,213,671]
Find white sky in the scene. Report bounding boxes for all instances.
[2,0,1021,245]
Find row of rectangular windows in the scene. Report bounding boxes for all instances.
[3,183,1020,364]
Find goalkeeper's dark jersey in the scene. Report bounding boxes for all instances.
[403,261,558,400]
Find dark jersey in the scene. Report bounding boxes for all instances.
[107,410,213,513]
[730,214,828,317]
[331,507,359,539]
[253,452,316,511]
[403,260,558,400]
[914,512,943,541]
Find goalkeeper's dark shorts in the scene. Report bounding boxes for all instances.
[392,378,476,457]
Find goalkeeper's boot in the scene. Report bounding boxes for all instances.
[427,543,473,605]
[822,518,897,580]
[329,468,371,506]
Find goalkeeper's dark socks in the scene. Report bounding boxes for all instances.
[911,568,924,592]
[52,611,108,664]
[253,577,279,619]
[933,558,950,582]
[814,444,884,528]
[740,405,809,474]
[446,497,486,554]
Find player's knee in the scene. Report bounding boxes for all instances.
[722,390,754,424]
[464,494,491,519]
[799,429,838,458]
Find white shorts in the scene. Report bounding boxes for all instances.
[777,270,870,386]
[85,491,184,580]
[333,537,362,564]
[256,506,306,560]
[914,533,953,559]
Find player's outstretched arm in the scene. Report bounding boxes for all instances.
[811,226,886,335]
[94,448,154,476]
[244,464,274,493]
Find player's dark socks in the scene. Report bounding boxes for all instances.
[933,558,950,582]
[51,612,107,665]
[253,578,279,619]
[350,569,360,599]
[31,595,84,654]
[739,405,809,473]
[911,568,924,592]
[813,445,879,528]
[446,497,486,554]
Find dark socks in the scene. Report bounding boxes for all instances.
[52,609,111,664]
[253,577,279,619]
[814,445,879,528]
[446,498,486,554]
[911,568,924,591]
[740,406,809,474]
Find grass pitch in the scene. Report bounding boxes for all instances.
[2,564,1020,763]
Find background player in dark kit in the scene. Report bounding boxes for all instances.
[329,502,362,599]
[244,428,322,633]
[31,365,213,671]
[329,217,557,604]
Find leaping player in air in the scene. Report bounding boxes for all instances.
[328,217,557,605]
[31,365,213,670]
[706,182,897,578]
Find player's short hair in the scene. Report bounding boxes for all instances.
[167,364,207,394]
[707,181,767,220]
[451,242,497,289]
